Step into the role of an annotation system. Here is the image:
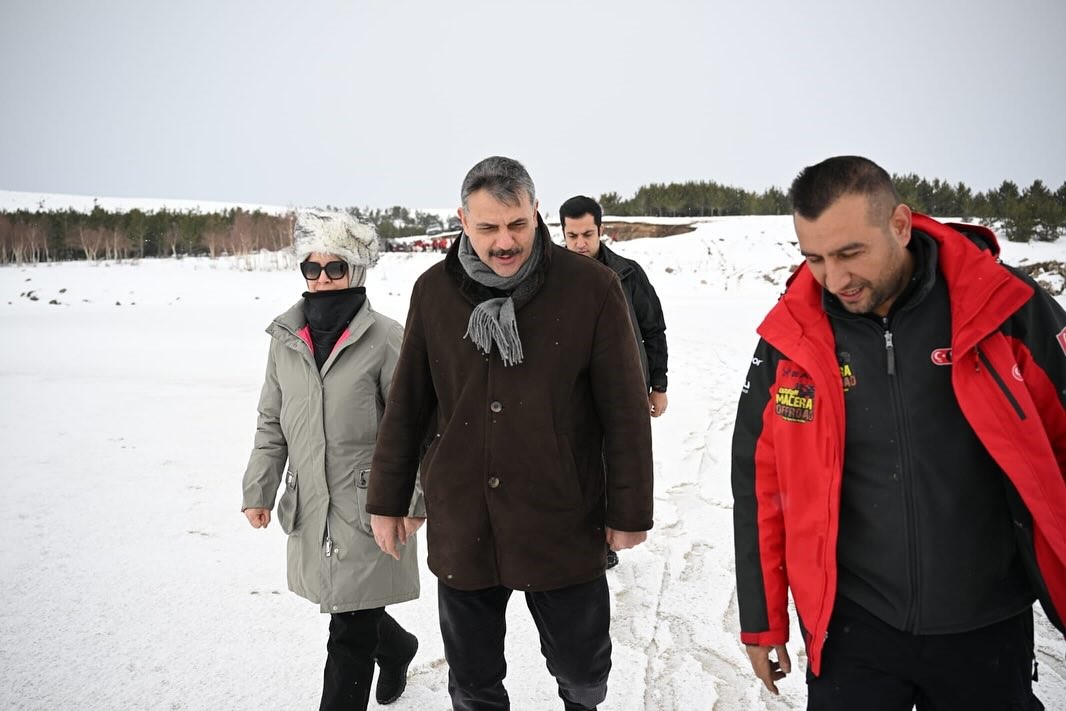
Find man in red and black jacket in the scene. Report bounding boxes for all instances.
[731,156,1066,709]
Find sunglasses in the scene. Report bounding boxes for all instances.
[300,260,348,280]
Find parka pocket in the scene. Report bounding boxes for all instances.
[277,467,299,534]
[335,465,375,538]
[354,466,373,537]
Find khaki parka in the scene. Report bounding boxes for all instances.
[242,298,422,613]
[367,220,654,592]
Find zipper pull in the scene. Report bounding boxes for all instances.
[324,534,333,558]
[883,329,896,376]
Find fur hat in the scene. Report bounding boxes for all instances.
[293,209,380,282]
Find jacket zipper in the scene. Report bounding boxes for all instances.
[879,316,920,630]
[324,520,333,558]
[977,347,1026,420]
[882,317,896,375]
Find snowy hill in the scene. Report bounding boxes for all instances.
[0,188,292,215]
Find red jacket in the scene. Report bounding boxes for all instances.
[731,214,1066,675]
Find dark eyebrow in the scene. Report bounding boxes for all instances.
[800,241,864,258]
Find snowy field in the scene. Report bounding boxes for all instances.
[1,215,1064,710]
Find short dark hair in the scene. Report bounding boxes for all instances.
[558,195,602,230]
[460,156,536,210]
[789,156,901,223]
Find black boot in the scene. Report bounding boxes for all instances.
[375,613,418,705]
[320,609,382,711]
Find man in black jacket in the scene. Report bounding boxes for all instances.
[560,195,669,569]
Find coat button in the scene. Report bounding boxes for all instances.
[489,401,503,413]
[488,476,500,489]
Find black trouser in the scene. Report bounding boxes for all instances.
[320,608,411,711]
[437,575,612,711]
[808,596,1043,711]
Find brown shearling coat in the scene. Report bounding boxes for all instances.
[367,218,654,591]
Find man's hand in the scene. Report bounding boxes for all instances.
[606,528,647,551]
[744,643,791,695]
[649,390,668,417]
[244,508,271,529]
[403,516,426,536]
[371,514,409,560]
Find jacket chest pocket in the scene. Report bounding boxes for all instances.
[277,467,299,534]
[977,349,1027,421]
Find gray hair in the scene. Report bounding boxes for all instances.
[460,156,536,210]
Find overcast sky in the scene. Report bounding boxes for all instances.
[2,0,1064,215]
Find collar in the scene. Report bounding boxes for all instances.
[596,242,634,278]
[760,214,1033,356]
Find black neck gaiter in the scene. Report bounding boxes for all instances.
[301,287,366,371]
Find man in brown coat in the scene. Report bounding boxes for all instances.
[367,156,654,710]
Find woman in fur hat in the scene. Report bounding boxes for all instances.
[241,209,423,710]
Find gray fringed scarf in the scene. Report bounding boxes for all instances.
[456,232,543,366]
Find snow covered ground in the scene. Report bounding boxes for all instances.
[1,216,1064,710]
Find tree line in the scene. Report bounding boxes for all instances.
[2,175,1063,265]
[600,175,1066,243]
[0,203,454,265]
[0,205,296,264]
